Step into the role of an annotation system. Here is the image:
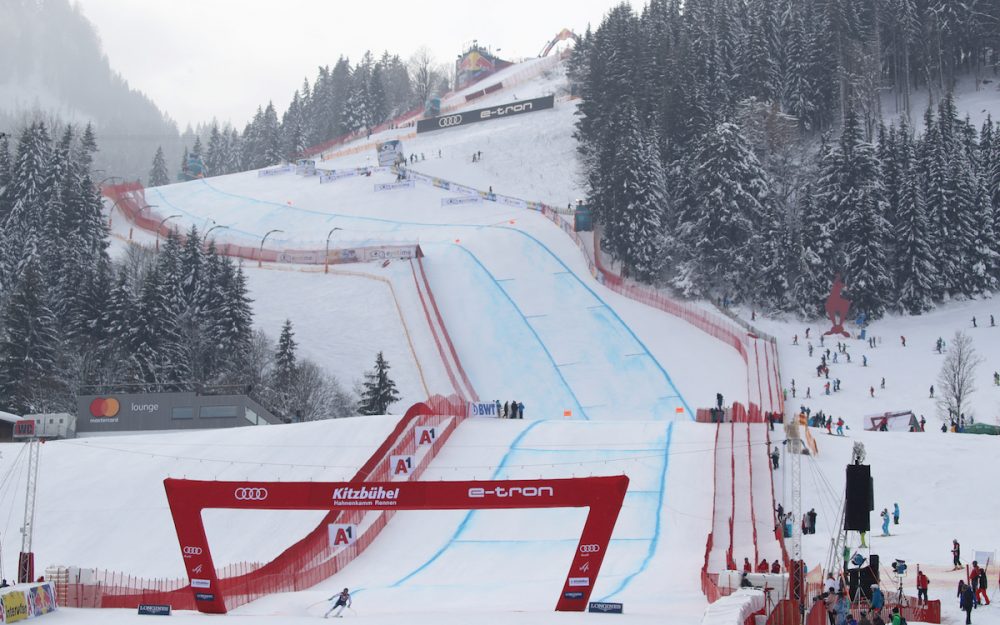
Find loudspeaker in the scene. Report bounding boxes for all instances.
[848,554,880,601]
[844,464,873,531]
[860,555,880,598]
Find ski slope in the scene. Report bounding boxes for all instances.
[139,164,744,418]
[231,418,716,620]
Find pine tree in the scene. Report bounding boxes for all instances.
[149,146,170,187]
[602,101,667,282]
[78,122,98,171]
[358,351,400,415]
[894,127,936,314]
[272,319,299,419]
[670,121,771,299]
[0,260,64,413]
[205,123,226,177]
[0,132,13,227]
[791,186,834,316]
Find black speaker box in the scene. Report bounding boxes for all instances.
[844,464,873,531]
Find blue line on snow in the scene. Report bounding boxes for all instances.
[389,420,545,587]
[496,226,694,420]
[450,245,587,420]
[597,421,675,601]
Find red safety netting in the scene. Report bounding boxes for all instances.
[300,105,425,159]
[61,395,468,611]
[702,423,722,600]
[104,182,424,267]
[411,257,477,402]
[747,420,760,567]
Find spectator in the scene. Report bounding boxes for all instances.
[871,585,885,617]
[916,567,929,605]
[961,580,975,624]
[825,592,838,625]
[744,557,752,573]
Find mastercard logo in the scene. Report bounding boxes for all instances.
[89,397,120,418]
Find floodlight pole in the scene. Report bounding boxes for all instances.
[325,228,342,274]
[259,229,284,268]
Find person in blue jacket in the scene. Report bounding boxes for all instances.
[880,509,890,536]
[836,593,851,625]
[893,503,900,525]
[871,584,885,617]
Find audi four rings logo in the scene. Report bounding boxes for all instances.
[234,488,268,501]
[437,115,463,128]
[580,544,601,553]
[183,546,203,555]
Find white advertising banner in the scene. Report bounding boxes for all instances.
[441,196,483,207]
[468,402,499,418]
[374,180,415,192]
[257,164,294,177]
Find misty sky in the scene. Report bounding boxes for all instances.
[73,0,635,130]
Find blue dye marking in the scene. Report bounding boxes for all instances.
[450,245,587,420]
[389,420,544,587]
[597,421,674,600]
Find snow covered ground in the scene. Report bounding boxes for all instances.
[13,55,1000,625]
[746,298,1000,429]
[0,416,401,577]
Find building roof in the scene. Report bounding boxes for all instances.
[0,410,23,424]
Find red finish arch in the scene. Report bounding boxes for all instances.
[164,476,629,614]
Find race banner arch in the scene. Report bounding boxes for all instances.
[164,476,629,614]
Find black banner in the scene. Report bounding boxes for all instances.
[416,95,555,134]
[588,602,624,614]
[137,604,172,615]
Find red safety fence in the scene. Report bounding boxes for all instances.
[300,105,425,159]
[747,420,760,567]
[767,586,941,625]
[103,181,423,267]
[60,394,470,610]
[702,423,722,601]
[411,257,478,402]
[766,599,802,625]
[765,424,792,572]
[729,421,736,570]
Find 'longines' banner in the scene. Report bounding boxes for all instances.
[417,95,555,134]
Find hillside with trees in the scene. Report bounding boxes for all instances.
[574,0,1000,318]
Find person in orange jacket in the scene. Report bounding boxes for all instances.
[757,558,769,573]
[744,557,752,573]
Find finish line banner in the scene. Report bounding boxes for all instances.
[417,95,555,134]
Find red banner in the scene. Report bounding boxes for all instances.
[164,475,628,613]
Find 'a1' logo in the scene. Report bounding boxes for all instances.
[415,426,437,446]
[390,455,414,476]
[328,523,357,547]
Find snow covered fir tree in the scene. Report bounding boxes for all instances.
[358,351,400,416]
[573,0,1000,320]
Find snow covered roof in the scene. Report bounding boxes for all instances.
[0,410,22,424]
